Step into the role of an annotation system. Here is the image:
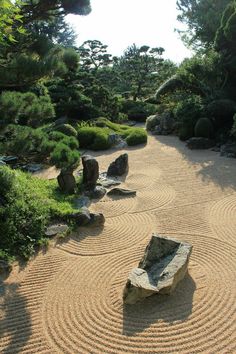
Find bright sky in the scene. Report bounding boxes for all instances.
[67,0,193,63]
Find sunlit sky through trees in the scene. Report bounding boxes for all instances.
[67,0,193,63]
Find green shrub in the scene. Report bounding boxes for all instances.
[91,132,111,150]
[77,126,111,150]
[194,118,215,138]
[4,125,49,156]
[50,143,80,171]
[0,91,55,126]
[121,100,157,122]
[125,129,147,146]
[174,95,204,141]
[207,99,236,129]
[54,123,77,137]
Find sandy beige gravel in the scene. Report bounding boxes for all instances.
[1,135,236,354]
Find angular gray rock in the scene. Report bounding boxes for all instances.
[107,187,136,197]
[123,235,192,305]
[97,173,121,188]
[45,224,69,237]
[67,207,105,228]
[89,213,105,227]
[186,137,215,150]
[84,186,107,199]
[82,155,99,189]
[107,153,128,177]
[74,196,90,209]
[67,207,91,226]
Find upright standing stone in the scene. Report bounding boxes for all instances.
[82,155,99,189]
[107,153,128,176]
[57,170,76,194]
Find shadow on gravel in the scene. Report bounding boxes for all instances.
[0,283,31,354]
[154,135,236,191]
[122,273,195,336]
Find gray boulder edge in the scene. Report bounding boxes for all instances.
[123,234,192,304]
[107,187,136,197]
[107,153,128,177]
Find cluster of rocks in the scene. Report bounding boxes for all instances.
[0,155,43,173]
[146,112,176,136]
[46,152,136,236]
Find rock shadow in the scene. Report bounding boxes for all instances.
[0,283,31,353]
[122,273,195,336]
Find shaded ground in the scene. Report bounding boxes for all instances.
[1,135,236,354]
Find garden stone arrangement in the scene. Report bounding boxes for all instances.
[123,235,192,304]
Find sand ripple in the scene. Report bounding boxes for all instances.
[42,235,236,354]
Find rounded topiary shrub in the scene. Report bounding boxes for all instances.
[91,133,111,150]
[194,117,215,138]
[77,127,111,150]
[126,129,147,146]
[54,124,77,137]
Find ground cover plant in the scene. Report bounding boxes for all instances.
[0,166,80,262]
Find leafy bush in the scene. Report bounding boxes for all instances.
[207,99,236,129]
[121,100,157,122]
[125,129,147,146]
[0,91,55,126]
[174,95,204,140]
[3,125,50,156]
[194,117,215,138]
[50,142,80,171]
[0,166,79,261]
[54,123,77,137]
[94,117,148,146]
[77,126,111,150]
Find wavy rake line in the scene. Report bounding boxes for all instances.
[42,235,236,354]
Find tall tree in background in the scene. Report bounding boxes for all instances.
[0,0,91,90]
[177,0,229,49]
[114,44,175,101]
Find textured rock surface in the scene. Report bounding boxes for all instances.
[97,173,121,188]
[57,170,76,194]
[45,224,69,237]
[123,235,192,304]
[107,187,136,197]
[107,153,128,176]
[85,186,107,199]
[82,155,99,189]
[89,213,105,227]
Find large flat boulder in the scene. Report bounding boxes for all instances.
[123,235,192,304]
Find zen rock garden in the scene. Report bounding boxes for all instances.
[123,234,193,305]
[46,152,193,306]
